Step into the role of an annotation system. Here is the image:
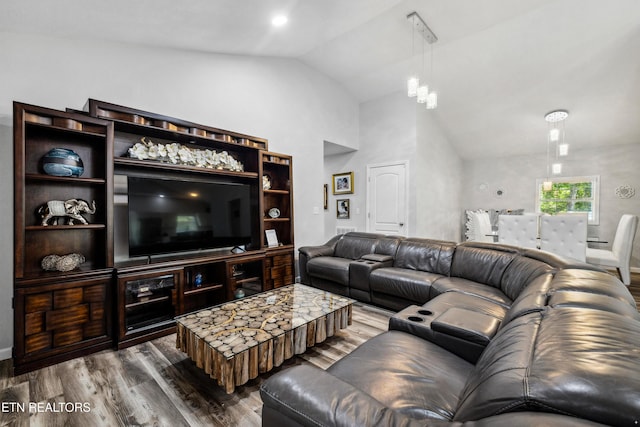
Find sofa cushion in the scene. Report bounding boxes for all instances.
[431,308,502,347]
[333,233,381,260]
[370,267,443,304]
[374,236,404,256]
[547,269,637,306]
[500,255,555,300]
[454,307,640,426]
[450,243,518,289]
[307,256,352,285]
[423,292,507,320]
[500,273,553,326]
[327,330,474,421]
[430,277,512,307]
[394,238,456,275]
[548,291,640,319]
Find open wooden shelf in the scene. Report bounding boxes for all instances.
[183,283,224,296]
[114,157,259,179]
[13,99,296,372]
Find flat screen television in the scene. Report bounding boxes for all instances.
[128,176,253,257]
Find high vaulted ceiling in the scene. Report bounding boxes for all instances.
[2,0,639,160]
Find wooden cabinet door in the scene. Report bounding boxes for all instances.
[14,274,113,374]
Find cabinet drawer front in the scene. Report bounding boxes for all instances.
[53,288,84,309]
[25,294,52,313]
[16,277,112,359]
[272,254,293,266]
[46,304,90,330]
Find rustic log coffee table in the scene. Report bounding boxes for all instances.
[175,283,354,393]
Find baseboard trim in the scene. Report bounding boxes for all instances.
[631,267,640,273]
[0,347,12,361]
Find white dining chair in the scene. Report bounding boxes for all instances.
[465,210,494,242]
[539,214,588,262]
[498,214,538,249]
[586,214,638,285]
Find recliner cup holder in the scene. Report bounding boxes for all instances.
[408,316,424,322]
[417,309,433,316]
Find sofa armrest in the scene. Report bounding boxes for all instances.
[299,245,335,259]
[260,365,427,427]
[431,308,501,346]
[349,256,394,300]
[389,305,500,364]
[388,305,437,341]
[298,235,343,284]
[361,253,394,263]
[299,234,343,258]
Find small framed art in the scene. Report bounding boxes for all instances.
[265,229,279,248]
[332,172,354,195]
[336,199,350,219]
[323,184,329,210]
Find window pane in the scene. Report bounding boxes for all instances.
[536,176,599,224]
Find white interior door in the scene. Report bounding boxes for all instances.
[366,161,408,236]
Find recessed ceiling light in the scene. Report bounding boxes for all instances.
[272,15,288,27]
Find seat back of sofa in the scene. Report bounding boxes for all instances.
[374,235,405,257]
[499,255,556,301]
[453,242,601,302]
[333,232,384,260]
[453,304,640,426]
[496,247,601,302]
[449,243,520,289]
[393,238,456,275]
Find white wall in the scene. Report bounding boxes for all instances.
[323,92,415,239]
[415,106,464,242]
[323,91,463,243]
[461,143,640,268]
[0,31,359,358]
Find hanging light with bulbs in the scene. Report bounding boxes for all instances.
[542,109,569,191]
[406,12,438,110]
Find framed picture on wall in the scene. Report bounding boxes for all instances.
[323,184,328,210]
[332,172,354,194]
[336,199,350,219]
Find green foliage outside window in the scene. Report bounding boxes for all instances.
[539,181,593,216]
[536,175,599,224]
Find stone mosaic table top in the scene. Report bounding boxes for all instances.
[175,283,354,360]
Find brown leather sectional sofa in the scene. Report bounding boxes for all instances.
[260,232,640,426]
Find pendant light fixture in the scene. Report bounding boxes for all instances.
[426,40,438,109]
[406,12,438,110]
[407,13,419,97]
[543,109,569,191]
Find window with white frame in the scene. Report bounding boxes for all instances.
[535,175,600,224]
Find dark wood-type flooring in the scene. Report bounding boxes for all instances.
[0,303,392,427]
[2,272,639,427]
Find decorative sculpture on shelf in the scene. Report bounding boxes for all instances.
[41,253,86,272]
[263,174,272,190]
[38,199,96,226]
[41,148,84,177]
[127,137,244,172]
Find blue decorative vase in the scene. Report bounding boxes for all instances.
[42,148,84,177]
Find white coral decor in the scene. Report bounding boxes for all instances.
[127,137,244,172]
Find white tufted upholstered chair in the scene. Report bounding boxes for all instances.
[539,214,588,262]
[498,214,539,249]
[586,214,638,285]
[465,210,494,242]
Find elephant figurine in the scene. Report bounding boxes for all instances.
[38,199,96,226]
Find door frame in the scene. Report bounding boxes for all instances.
[366,160,410,236]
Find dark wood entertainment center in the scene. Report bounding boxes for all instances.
[12,100,295,374]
